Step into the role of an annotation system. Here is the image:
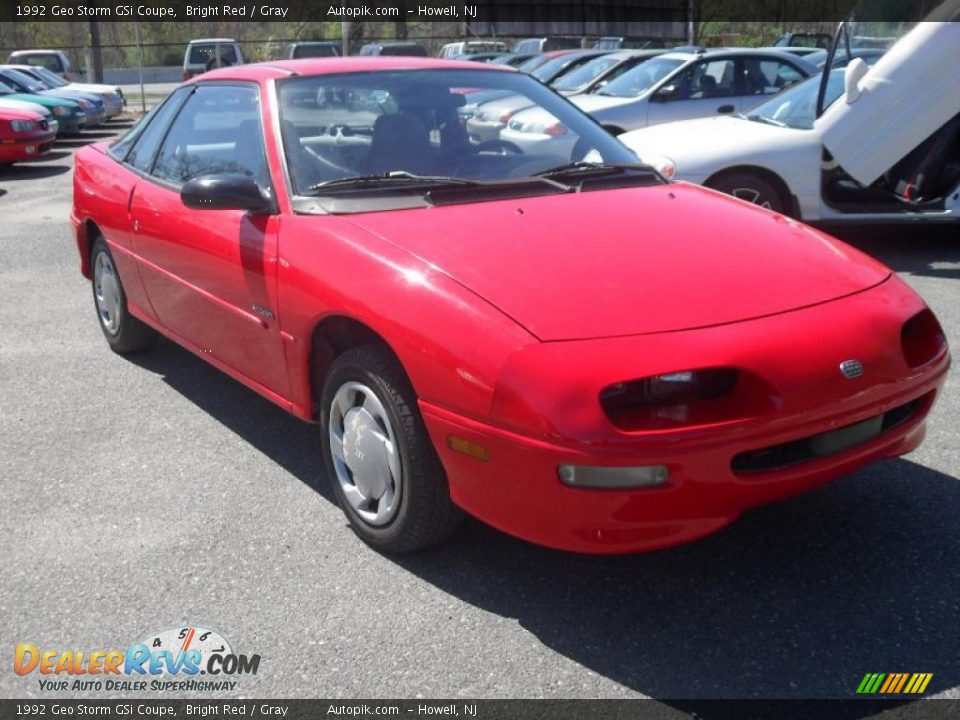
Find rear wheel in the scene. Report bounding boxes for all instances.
[319,345,462,553]
[708,171,787,213]
[91,236,157,353]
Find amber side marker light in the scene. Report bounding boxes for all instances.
[447,436,491,462]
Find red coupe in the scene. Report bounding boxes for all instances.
[71,58,949,554]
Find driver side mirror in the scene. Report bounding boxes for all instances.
[181,174,276,215]
[652,84,678,102]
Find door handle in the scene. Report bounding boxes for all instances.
[717,104,735,114]
[132,219,139,232]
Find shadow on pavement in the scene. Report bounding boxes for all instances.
[126,338,959,708]
[0,163,70,180]
[822,223,960,280]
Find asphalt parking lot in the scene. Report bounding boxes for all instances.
[0,121,958,705]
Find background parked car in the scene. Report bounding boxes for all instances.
[357,42,428,57]
[513,37,582,53]
[619,23,959,225]
[6,49,77,80]
[183,38,244,80]
[0,67,105,126]
[285,41,340,59]
[0,106,55,166]
[0,91,58,136]
[439,41,507,58]
[569,48,817,134]
[467,50,609,143]
[0,73,85,134]
[551,49,665,95]
[773,32,831,49]
[592,36,667,50]
[8,64,124,119]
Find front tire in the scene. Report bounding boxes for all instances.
[707,171,787,213]
[319,345,462,553]
[91,236,157,353]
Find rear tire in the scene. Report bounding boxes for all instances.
[707,171,788,213]
[319,345,462,553]
[90,236,157,353]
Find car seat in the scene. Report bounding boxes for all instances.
[366,113,434,175]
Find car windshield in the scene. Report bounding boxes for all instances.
[517,55,550,73]
[745,70,846,129]
[29,66,68,87]
[595,57,684,97]
[531,55,581,82]
[1,69,47,93]
[277,68,639,201]
[16,68,54,88]
[552,55,620,91]
[0,78,17,95]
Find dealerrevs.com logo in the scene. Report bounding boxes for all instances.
[14,626,261,692]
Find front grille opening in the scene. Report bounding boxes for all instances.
[731,396,927,475]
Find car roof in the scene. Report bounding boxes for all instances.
[658,47,816,62]
[9,50,64,56]
[188,38,238,44]
[196,56,516,82]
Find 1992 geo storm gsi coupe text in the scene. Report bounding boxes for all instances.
[71,57,949,554]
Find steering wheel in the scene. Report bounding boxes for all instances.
[471,139,524,155]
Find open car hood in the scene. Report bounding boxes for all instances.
[814,21,960,185]
[348,183,890,342]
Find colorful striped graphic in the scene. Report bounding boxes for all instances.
[857,673,933,694]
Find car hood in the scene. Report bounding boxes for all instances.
[621,116,808,172]
[347,184,890,341]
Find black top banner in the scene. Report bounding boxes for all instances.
[3,0,956,25]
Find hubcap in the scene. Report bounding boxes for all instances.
[329,381,402,526]
[93,251,121,335]
[731,187,773,209]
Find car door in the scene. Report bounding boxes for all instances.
[814,21,960,186]
[645,57,739,126]
[127,83,290,398]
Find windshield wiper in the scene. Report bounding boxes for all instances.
[306,171,479,194]
[534,161,659,180]
[744,114,787,128]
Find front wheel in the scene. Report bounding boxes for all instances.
[90,236,157,353]
[319,345,462,553]
[707,172,787,213]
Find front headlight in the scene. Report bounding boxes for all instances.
[77,99,89,110]
[10,119,37,132]
[53,106,68,116]
[507,118,567,136]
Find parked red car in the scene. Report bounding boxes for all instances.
[0,107,55,165]
[71,58,949,554]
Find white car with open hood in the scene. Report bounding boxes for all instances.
[619,10,960,224]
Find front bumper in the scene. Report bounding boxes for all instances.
[420,277,949,553]
[0,131,56,162]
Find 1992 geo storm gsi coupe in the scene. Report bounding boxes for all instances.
[71,58,949,554]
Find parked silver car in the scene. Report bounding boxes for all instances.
[567,48,817,134]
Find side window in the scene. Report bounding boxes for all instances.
[152,85,270,188]
[742,58,804,96]
[123,87,192,171]
[109,86,190,163]
[671,59,736,100]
